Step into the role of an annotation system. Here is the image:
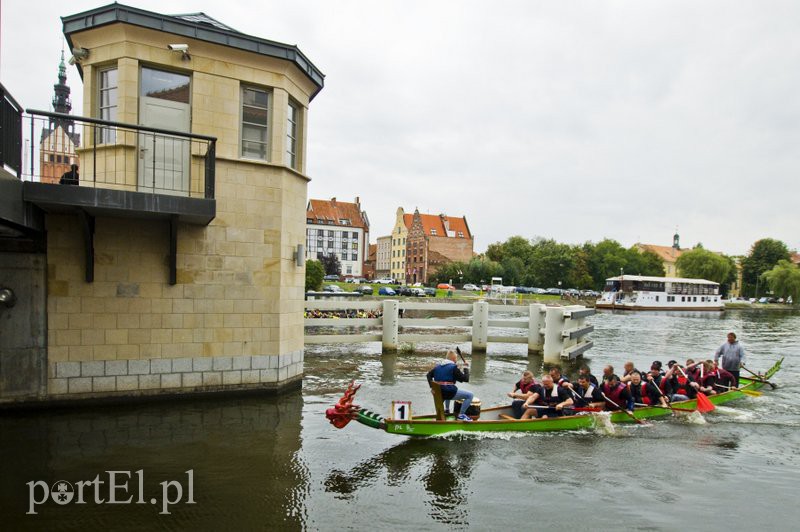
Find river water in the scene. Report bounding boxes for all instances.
[1,309,798,531]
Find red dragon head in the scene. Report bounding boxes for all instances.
[325,381,362,429]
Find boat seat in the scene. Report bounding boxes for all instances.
[428,381,446,421]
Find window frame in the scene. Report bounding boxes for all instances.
[286,99,300,169]
[97,65,118,144]
[240,85,271,161]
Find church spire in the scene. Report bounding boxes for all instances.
[52,48,72,114]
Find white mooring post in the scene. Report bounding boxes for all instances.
[472,300,489,352]
[382,299,399,352]
[528,303,546,353]
[542,306,566,363]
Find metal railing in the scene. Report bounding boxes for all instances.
[0,83,23,177]
[23,109,216,198]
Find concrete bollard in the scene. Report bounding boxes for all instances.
[542,306,565,363]
[382,299,399,352]
[528,303,546,353]
[472,300,489,352]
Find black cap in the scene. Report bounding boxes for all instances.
[667,360,677,368]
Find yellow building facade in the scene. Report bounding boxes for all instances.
[389,207,409,282]
[1,5,325,404]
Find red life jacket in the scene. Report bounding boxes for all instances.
[640,383,652,405]
[518,380,536,394]
[674,376,689,396]
[603,382,626,409]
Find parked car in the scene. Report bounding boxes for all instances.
[374,278,394,284]
[545,288,563,295]
[396,286,415,296]
[323,284,344,292]
[323,274,340,281]
[437,283,456,290]
[356,285,373,295]
[463,283,480,291]
[423,287,436,297]
[758,297,770,304]
[515,286,530,294]
[410,288,426,297]
[378,287,396,296]
[412,282,424,287]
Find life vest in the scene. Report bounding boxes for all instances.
[518,380,536,394]
[540,384,561,405]
[583,384,596,399]
[603,382,627,409]
[554,376,569,387]
[674,376,689,396]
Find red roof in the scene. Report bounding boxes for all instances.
[410,211,471,239]
[307,198,368,230]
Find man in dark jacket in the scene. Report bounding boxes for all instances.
[426,350,473,421]
[60,164,79,185]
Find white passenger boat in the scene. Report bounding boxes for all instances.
[596,275,724,311]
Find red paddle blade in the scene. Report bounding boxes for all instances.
[696,392,715,413]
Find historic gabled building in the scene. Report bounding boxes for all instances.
[388,207,411,282]
[305,197,369,277]
[405,209,473,284]
[39,50,80,184]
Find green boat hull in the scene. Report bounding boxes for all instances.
[352,358,783,438]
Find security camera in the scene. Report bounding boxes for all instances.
[168,44,189,52]
[69,47,89,65]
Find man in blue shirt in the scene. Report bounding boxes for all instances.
[426,350,473,421]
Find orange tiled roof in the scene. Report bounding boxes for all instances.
[307,198,368,230]
[791,252,800,265]
[412,212,472,239]
[638,244,684,263]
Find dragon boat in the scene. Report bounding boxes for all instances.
[325,358,782,437]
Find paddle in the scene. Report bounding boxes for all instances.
[455,346,468,365]
[601,392,647,425]
[695,392,715,413]
[741,366,776,389]
[634,402,697,413]
[715,384,762,397]
[524,404,599,412]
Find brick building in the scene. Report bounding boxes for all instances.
[305,197,369,277]
[405,209,473,284]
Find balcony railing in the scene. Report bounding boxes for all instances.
[23,109,216,199]
[1,83,23,177]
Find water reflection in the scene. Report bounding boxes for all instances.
[324,438,478,525]
[0,393,308,530]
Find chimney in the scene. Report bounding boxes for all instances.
[355,196,360,206]
[331,197,337,207]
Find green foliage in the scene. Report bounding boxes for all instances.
[305,260,324,291]
[762,260,800,303]
[319,253,341,276]
[527,238,575,288]
[676,248,732,285]
[741,238,790,296]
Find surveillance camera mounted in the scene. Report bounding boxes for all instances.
[168,44,189,52]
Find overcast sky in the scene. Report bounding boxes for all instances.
[2,0,798,255]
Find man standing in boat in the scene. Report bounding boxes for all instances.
[714,332,746,386]
[426,350,473,422]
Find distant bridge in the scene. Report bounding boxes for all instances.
[304,299,594,363]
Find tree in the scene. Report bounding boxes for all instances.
[741,238,790,297]
[305,260,324,291]
[586,239,628,288]
[527,238,575,288]
[625,248,666,277]
[676,248,732,285]
[318,253,341,276]
[762,260,800,304]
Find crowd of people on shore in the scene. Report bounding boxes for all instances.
[428,332,747,422]
[304,309,383,319]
